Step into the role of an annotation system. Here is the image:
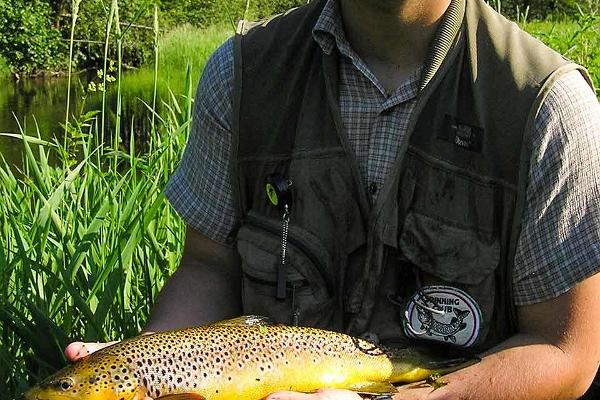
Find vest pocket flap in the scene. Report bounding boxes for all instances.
[399,212,500,285]
[237,213,332,301]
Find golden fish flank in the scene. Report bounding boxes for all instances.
[24,316,476,400]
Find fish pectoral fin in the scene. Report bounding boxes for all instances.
[156,394,206,400]
[210,315,273,326]
[352,382,398,395]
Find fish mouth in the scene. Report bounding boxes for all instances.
[23,388,71,400]
[22,388,39,400]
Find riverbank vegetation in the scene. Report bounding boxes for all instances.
[0,0,303,76]
[0,0,598,398]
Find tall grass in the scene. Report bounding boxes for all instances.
[0,71,194,398]
[119,23,232,98]
[521,8,600,93]
[0,9,229,400]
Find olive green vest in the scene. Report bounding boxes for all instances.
[230,0,590,351]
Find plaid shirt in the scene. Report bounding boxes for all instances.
[165,0,600,305]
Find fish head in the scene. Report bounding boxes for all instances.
[24,354,144,400]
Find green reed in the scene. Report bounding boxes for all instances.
[0,86,193,396]
[0,4,231,397]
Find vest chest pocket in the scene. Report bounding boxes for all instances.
[237,211,336,328]
[397,153,504,346]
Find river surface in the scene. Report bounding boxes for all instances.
[0,74,158,170]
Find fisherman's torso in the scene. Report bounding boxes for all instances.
[231,0,581,352]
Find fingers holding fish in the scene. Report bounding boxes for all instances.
[64,341,119,361]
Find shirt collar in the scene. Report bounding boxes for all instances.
[312,0,351,57]
[311,0,465,97]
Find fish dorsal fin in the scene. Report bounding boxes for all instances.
[157,394,206,400]
[211,315,272,326]
[352,382,398,395]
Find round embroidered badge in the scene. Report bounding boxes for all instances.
[403,286,482,347]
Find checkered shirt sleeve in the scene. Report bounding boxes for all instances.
[513,70,600,305]
[163,38,237,243]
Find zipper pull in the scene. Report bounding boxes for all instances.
[277,203,290,300]
[265,174,293,301]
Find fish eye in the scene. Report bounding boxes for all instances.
[54,378,74,391]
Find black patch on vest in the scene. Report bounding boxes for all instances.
[440,115,483,152]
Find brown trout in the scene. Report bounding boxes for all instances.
[24,316,477,400]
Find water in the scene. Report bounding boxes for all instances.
[0,74,157,170]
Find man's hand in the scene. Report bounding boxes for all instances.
[64,341,118,362]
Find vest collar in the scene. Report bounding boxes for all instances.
[312,0,467,94]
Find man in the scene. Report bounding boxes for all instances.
[66,0,600,398]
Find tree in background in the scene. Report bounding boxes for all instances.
[0,0,64,75]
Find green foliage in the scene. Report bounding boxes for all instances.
[0,0,64,73]
[0,0,305,75]
[251,0,308,18]
[521,8,600,93]
[158,0,305,30]
[155,24,233,87]
[0,23,229,398]
[0,54,10,79]
[489,0,597,19]
[69,0,306,73]
[69,0,156,70]
[0,74,190,400]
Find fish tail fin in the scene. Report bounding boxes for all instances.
[386,347,480,384]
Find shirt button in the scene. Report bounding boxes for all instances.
[368,182,378,195]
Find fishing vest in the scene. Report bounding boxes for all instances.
[230,0,591,352]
